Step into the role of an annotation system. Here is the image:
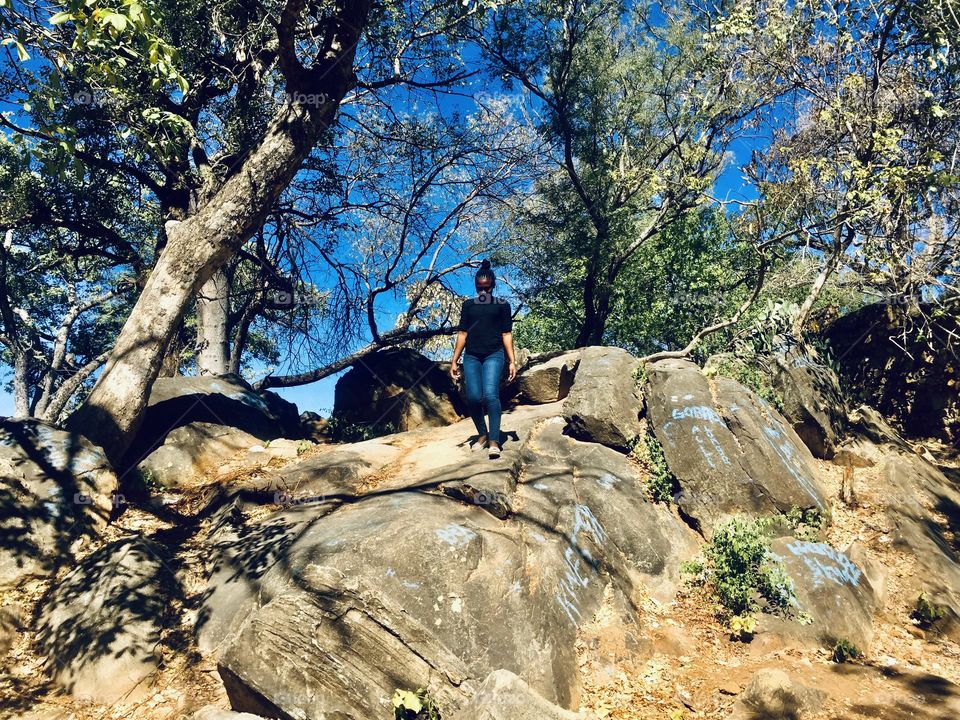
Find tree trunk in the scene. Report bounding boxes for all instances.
[12,350,29,419]
[196,268,230,375]
[792,223,854,336]
[67,1,371,463]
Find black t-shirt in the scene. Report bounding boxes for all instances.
[458,296,513,357]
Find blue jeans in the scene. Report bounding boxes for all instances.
[462,349,505,444]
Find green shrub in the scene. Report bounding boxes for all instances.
[325,414,397,442]
[832,638,861,663]
[911,592,945,627]
[393,688,441,720]
[682,515,798,618]
[785,506,828,541]
[704,355,784,412]
[630,430,677,503]
[632,361,649,388]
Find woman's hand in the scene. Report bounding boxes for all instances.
[507,361,517,382]
[450,361,461,381]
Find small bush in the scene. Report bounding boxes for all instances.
[632,361,649,388]
[911,592,945,628]
[832,638,861,663]
[326,414,396,442]
[705,355,784,412]
[682,515,798,618]
[727,613,758,642]
[393,688,441,720]
[630,430,677,503]
[785,506,828,541]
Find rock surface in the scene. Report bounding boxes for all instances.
[451,669,589,720]
[766,538,880,649]
[824,302,960,444]
[763,338,849,458]
[0,419,117,590]
[645,359,829,536]
[206,401,699,718]
[514,350,580,404]
[729,668,825,719]
[136,422,261,488]
[35,534,174,703]
[562,346,643,451]
[126,374,302,482]
[333,347,468,432]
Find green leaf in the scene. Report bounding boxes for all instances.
[104,12,128,31]
[49,11,74,25]
[14,40,30,62]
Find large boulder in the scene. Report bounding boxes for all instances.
[0,419,117,590]
[136,422,262,488]
[514,350,580,404]
[127,374,303,486]
[824,302,960,444]
[881,450,960,639]
[562,346,643,451]
[35,534,174,703]
[729,668,825,720]
[203,402,698,718]
[333,347,468,432]
[451,669,589,720]
[765,538,880,649]
[763,338,849,459]
[645,359,829,536]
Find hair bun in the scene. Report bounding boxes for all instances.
[480,259,491,270]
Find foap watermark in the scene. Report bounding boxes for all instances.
[72,490,127,509]
[281,90,332,108]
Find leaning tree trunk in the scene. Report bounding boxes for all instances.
[196,268,231,375]
[67,1,371,463]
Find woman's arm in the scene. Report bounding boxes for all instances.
[502,331,517,381]
[450,330,468,380]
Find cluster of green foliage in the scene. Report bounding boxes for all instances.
[631,430,676,503]
[392,688,441,720]
[681,515,798,618]
[785,506,828,542]
[832,638,862,664]
[631,361,649,389]
[911,592,946,628]
[325,415,397,443]
[727,612,758,642]
[703,354,784,413]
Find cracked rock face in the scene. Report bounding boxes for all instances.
[201,402,698,718]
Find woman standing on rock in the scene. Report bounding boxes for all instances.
[450,259,517,459]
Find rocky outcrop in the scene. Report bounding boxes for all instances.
[824,302,960,444]
[766,538,880,649]
[645,359,829,536]
[763,338,849,458]
[562,346,643,451]
[729,668,825,720]
[451,669,589,720]
[514,350,580,404]
[202,401,699,718]
[35,534,174,703]
[127,374,303,485]
[0,419,117,590]
[333,347,468,432]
